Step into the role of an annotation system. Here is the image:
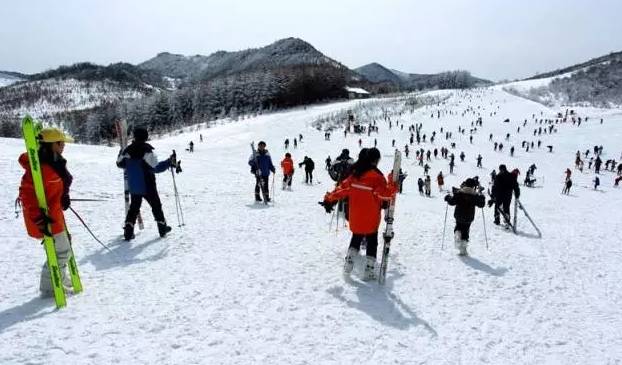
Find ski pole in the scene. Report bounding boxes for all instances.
[481,208,489,250]
[70,198,109,202]
[441,203,448,250]
[170,150,185,227]
[69,207,115,253]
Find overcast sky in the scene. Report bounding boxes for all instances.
[2,0,621,81]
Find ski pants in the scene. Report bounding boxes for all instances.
[40,231,71,292]
[454,222,472,241]
[282,173,293,187]
[126,190,166,225]
[349,232,378,258]
[255,175,270,199]
[305,170,313,184]
[494,198,511,223]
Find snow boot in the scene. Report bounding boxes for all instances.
[455,231,468,256]
[124,222,135,241]
[344,247,358,273]
[363,256,376,281]
[157,221,172,237]
[255,195,262,202]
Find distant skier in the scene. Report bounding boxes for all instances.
[417,177,425,195]
[248,141,276,203]
[18,128,76,296]
[293,138,298,149]
[188,141,194,153]
[116,127,175,240]
[299,156,315,184]
[593,176,600,190]
[325,156,332,170]
[460,151,465,162]
[490,164,520,226]
[281,153,294,190]
[563,178,573,195]
[437,171,445,192]
[444,178,486,256]
[424,175,432,197]
[320,148,397,280]
[284,139,290,149]
[477,154,483,168]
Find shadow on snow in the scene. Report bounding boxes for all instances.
[0,297,56,334]
[459,256,509,277]
[326,272,437,336]
[79,236,168,271]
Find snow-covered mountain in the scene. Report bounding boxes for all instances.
[2,86,621,364]
[0,70,26,87]
[139,37,350,82]
[355,62,491,91]
[501,51,622,107]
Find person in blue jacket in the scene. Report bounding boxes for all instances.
[248,141,275,202]
[117,127,176,240]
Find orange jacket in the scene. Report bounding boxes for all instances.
[281,157,294,175]
[18,153,66,238]
[325,168,396,234]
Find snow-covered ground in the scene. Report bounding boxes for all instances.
[1,88,622,364]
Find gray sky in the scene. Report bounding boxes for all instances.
[2,0,622,81]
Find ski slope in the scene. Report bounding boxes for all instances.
[1,89,622,364]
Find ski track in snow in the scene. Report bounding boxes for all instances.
[1,89,622,364]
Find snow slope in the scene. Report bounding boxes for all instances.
[1,88,622,364]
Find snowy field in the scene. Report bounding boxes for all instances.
[1,88,622,364]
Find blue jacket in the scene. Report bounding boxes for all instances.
[248,150,275,177]
[117,142,171,195]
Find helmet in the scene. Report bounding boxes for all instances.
[39,128,74,143]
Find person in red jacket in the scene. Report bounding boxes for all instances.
[280,153,295,190]
[18,127,75,297]
[321,148,397,280]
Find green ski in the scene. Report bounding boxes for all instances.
[22,116,82,307]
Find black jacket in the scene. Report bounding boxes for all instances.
[299,158,315,171]
[446,187,486,223]
[492,170,520,201]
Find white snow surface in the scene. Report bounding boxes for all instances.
[1,88,622,364]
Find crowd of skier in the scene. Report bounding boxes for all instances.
[16,89,621,302]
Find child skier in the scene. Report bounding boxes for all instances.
[320,148,397,280]
[444,178,486,256]
[281,153,294,190]
[19,128,76,296]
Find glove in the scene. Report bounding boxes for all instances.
[175,160,182,174]
[34,211,53,236]
[444,194,451,202]
[169,155,177,168]
[61,193,71,210]
[318,200,336,213]
[487,199,495,208]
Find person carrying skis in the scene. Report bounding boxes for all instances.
[248,141,276,202]
[281,153,294,190]
[490,164,520,226]
[444,178,486,256]
[320,148,397,280]
[298,156,315,184]
[19,127,76,296]
[117,127,175,240]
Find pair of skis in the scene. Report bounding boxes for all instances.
[378,150,401,285]
[22,116,82,308]
[114,120,143,230]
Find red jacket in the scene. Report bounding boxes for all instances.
[18,153,66,238]
[325,168,396,234]
[281,157,294,175]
